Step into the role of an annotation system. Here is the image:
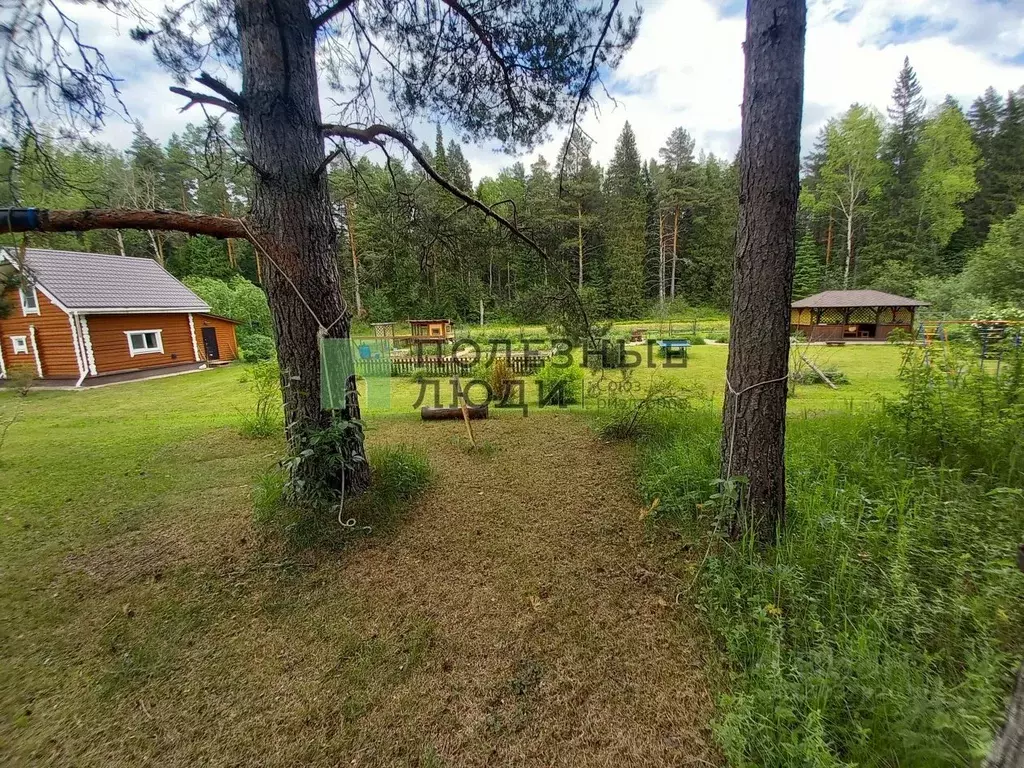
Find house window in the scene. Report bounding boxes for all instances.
[19,285,39,315]
[10,335,28,354]
[125,330,163,356]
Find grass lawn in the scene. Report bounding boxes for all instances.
[360,342,905,417]
[0,343,909,765]
[0,365,718,766]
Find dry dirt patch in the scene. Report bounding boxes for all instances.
[334,412,717,766]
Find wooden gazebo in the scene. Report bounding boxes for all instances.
[791,290,928,342]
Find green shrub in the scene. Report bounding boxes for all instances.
[596,377,700,441]
[487,356,515,402]
[536,361,584,406]
[239,333,275,362]
[790,365,849,386]
[636,394,1024,766]
[5,366,35,397]
[888,340,1024,486]
[584,337,631,369]
[255,444,431,550]
[238,360,282,438]
[409,367,432,383]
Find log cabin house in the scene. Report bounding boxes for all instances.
[791,290,927,342]
[0,247,239,386]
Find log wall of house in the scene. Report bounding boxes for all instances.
[86,313,197,375]
[0,285,79,378]
[195,315,240,361]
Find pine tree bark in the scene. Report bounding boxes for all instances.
[986,666,1024,766]
[720,0,806,543]
[236,0,369,493]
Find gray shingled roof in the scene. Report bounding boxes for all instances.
[792,290,928,309]
[1,248,210,312]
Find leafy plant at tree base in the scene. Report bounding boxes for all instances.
[279,418,366,508]
[255,444,431,551]
[238,360,282,438]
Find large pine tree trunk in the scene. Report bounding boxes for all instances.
[236,0,369,495]
[720,0,805,543]
[985,549,1024,767]
[987,665,1024,766]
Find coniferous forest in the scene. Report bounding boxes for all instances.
[4,57,1024,322]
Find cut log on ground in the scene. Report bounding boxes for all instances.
[421,405,489,421]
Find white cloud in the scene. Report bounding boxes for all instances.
[465,0,1024,181]
[33,0,1024,184]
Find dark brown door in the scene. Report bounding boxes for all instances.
[202,327,220,360]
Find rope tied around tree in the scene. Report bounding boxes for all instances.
[236,218,348,337]
[723,373,790,481]
[236,219,358,529]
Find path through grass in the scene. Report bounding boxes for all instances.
[0,368,716,766]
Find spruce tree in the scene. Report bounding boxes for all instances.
[658,127,699,298]
[604,121,646,317]
[792,232,822,299]
[870,58,926,273]
[886,57,925,185]
[434,125,449,179]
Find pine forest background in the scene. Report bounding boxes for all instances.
[5,58,1024,332]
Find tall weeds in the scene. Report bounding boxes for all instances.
[638,342,1024,767]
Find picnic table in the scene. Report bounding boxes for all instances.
[655,339,691,353]
[654,339,690,365]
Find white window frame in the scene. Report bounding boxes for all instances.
[10,335,28,355]
[19,284,39,316]
[125,329,164,357]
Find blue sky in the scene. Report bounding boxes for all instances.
[53,0,1024,181]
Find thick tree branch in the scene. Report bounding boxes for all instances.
[169,87,239,114]
[0,208,248,239]
[311,0,358,29]
[195,71,243,107]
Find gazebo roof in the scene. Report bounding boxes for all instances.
[792,290,928,309]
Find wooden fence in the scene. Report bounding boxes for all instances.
[356,355,547,378]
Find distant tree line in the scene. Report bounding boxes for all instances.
[797,58,1024,315]
[4,57,1023,323]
